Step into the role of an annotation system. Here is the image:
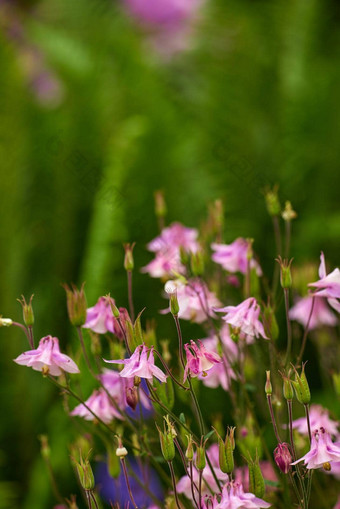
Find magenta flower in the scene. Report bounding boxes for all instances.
[289,295,337,329]
[123,0,201,27]
[99,368,151,410]
[216,297,268,340]
[183,339,221,382]
[291,405,338,437]
[211,238,262,276]
[163,279,221,323]
[104,344,167,383]
[309,252,340,312]
[14,335,79,376]
[197,337,235,391]
[83,296,124,336]
[292,428,340,470]
[274,443,292,474]
[70,388,123,423]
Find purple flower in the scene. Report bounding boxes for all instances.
[292,428,340,470]
[183,340,221,382]
[309,252,340,312]
[211,238,262,276]
[104,344,167,383]
[289,295,337,329]
[70,388,123,423]
[14,335,79,376]
[274,443,292,474]
[163,279,221,323]
[123,0,201,26]
[216,298,268,340]
[291,405,339,437]
[83,296,125,336]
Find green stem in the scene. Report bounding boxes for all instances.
[127,270,135,322]
[283,288,292,367]
[168,461,181,509]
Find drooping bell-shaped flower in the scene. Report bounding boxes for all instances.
[309,252,340,312]
[183,340,221,382]
[211,238,262,276]
[70,388,123,423]
[216,298,268,340]
[289,295,337,329]
[14,335,79,376]
[292,427,340,470]
[83,296,125,337]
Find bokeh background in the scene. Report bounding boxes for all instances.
[1,0,340,506]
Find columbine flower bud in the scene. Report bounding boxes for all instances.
[274,443,292,474]
[39,435,50,460]
[282,201,297,222]
[72,451,95,491]
[165,281,180,316]
[116,437,128,459]
[0,317,12,327]
[190,251,204,276]
[63,284,87,327]
[247,452,265,498]
[276,256,293,289]
[280,372,294,401]
[292,362,311,405]
[215,427,235,475]
[265,186,281,216]
[195,443,206,471]
[126,386,138,411]
[124,243,135,271]
[265,371,272,396]
[157,416,176,462]
[185,434,194,462]
[17,295,34,327]
[110,299,120,319]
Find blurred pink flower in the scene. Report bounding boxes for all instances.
[14,335,79,376]
[216,297,268,340]
[309,252,340,312]
[209,481,271,508]
[123,0,201,27]
[234,461,277,492]
[289,295,337,329]
[83,296,124,336]
[211,238,262,276]
[198,337,235,391]
[333,495,340,509]
[183,339,221,382]
[292,428,340,470]
[274,443,292,474]
[99,368,151,410]
[163,279,221,323]
[104,344,167,383]
[70,388,123,423]
[291,405,338,437]
[141,248,185,278]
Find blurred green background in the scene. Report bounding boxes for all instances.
[1,0,340,506]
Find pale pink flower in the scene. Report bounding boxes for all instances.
[292,427,340,469]
[70,388,123,423]
[163,279,221,323]
[177,444,229,501]
[14,335,79,376]
[141,248,185,278]
[123,0,201,26]
[216,298,268,340]
[198,337,235,391]
[289,295,337,329]
[291,405,338,437]
[104,344,167,383]
[183,339,221,382]
[213,481,271,508]
[99,368,152,410]
[309,252,340,312]
[211,238,262,276]
[83,296,124,336]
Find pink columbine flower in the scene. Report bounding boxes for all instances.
[289,295,337,329]
[163,279,221,323]
[14,335,79,376]
[70,388,122,423]
[309,252,340,313]
[291,405,339,437]
[104,344,167,383]
[215,481,271,508]
[274,443,292,474]
[99,368,152,411]
[83,296,125,337]
[216,297,268,340]
[198,337,235,391]
[183,339,221,382]
[211,238,262,276]
[292,427,340,470]
[142,222,200,278]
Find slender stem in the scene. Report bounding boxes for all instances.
[283,288,292,367]
[296,297,315,367]
[127,270,135,323]
[189,461,199,508]
[168,461,181,509]
[198,469,203,509]
[28,326,35,348]
[89,491,99,509]
[76,326,95,375]
[121,458,138,509]
[266,394,281,443]
[85,491,93,509]
[188,375,205,436]
[285,220,291,259]
[153,349,189,390]
[245,256,251,299]
[287,400,297,461]
[117,316,132,356]
[272,215,282,296]
[12,321,32,346]
[173,315,186,370]
[304,404,312,444]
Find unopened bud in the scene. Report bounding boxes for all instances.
[195,443,206,471]
[17,294,34,327]
[156,417,176,462]
[124,243,135,272]
[276,256,293,289]
[185,434,194,462]
[265,186,281,217]
[292,362,310,405]
[0,317,12,327]
[63,284,87,327]
[126,386,138,411]
[274,443,292,474]
[165,281,180,316]
[265,371,272,396]
[281,375,294,401]
[282,201,297,222]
